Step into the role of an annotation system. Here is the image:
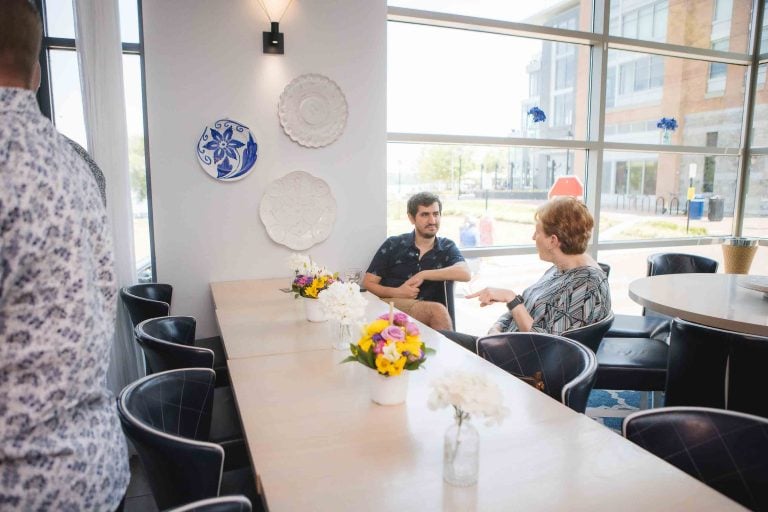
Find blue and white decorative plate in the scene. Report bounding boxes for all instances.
[196,119,258,181]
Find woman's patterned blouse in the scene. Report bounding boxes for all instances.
[491,265,611,335]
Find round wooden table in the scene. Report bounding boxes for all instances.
[628,273,768,337]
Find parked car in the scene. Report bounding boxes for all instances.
[136,257,153,283]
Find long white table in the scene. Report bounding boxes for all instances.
[212,278,744,511]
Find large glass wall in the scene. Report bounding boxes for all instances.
[38,0,153,282]
[388,0,766,333]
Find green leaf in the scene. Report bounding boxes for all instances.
[424,347,437,355]
[340,356,357,364]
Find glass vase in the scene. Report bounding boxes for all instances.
[443,412,479,486]
[334,322,354,351]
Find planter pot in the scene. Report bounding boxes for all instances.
[368,370,409,405]
[303,297,326,322]
[722,238,759,274]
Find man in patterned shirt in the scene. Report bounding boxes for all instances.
[363,192,471,330]
[0,1,130,509]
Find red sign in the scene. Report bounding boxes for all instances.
[548,176,584,199]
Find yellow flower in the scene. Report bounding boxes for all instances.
[375,353,406,376]
[365,319,390,336]
[396,340,422,358]
[358,336,373,352]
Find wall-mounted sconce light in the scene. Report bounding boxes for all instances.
[258,0,295,54]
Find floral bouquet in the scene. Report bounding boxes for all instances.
[428,370,508,426]
[342,309,434,377]
[288,253,336,299]
[656,117,678,131]
[318,281,367,325]
[288,252,313,275]
[527,106,547,123]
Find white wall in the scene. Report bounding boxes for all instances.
[142,0,387,336]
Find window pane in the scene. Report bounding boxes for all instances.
[44,0,75,39]
[388,22,587,139]
[605,50,745,147]
[752,65,768,147]
[48,49,86,146]
[119,0,140,43]
[599,151,738,241]
[743,156,768,239]
[388,0,587,28]
[608,0,752,53]
[123,54,151,279]
[388,143,588,246]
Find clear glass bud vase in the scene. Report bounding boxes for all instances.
[443,410,479,486]
[333,322,353,351]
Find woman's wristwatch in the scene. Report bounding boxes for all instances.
[506,295,524,311]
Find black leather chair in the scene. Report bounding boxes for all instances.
[437,280,456,330]
[165,496,253,512]
[477,332,597,413]
[121,284,228,385]
[136,315,229,386]
[606,253,718,339]
[561,312,615,353]
[624,407,768,511]
[117,369,258,510]
[135,316,245,469]
[666,318,768,419]
[594,253,719,398]
[120,283,173,329]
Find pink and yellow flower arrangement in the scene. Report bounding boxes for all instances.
[342,308,434,377]
[292,272,335,299]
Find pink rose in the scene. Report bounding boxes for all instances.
[393,312,409,326]
[405,322,419,336]
[373,340,386,354]
[381,325,405,342]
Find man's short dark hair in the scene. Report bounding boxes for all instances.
[407,192,442,217]
[0,0,43,82]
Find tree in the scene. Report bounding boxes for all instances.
[128,135,147,202]
[417,146,476,190]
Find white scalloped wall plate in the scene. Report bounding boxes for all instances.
[259,171,337,250]
[278,73,348,148]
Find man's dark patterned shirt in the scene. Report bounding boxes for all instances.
[366,231,465,303]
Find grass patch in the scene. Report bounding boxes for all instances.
[620,220,708,238]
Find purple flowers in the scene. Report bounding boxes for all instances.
[381,325,406,342]
[528,106,546,123]
[657,117,678,131]
[378,312,408,326]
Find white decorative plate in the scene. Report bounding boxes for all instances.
[278,74,348,148]
[259,171,337,250]
[196,119,257,181]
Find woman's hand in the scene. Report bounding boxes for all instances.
[465,287,516,307]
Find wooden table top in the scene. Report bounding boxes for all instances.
[629,273,768,337]
[215,278,744,512]
[211,278,389,359]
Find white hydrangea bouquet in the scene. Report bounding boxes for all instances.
[428,370,508,427]
[318,281,368,350]
[318,281,367,324]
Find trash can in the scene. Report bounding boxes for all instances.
[721,237,759,274]
[689,199,704,220]
[708,196,724,221]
